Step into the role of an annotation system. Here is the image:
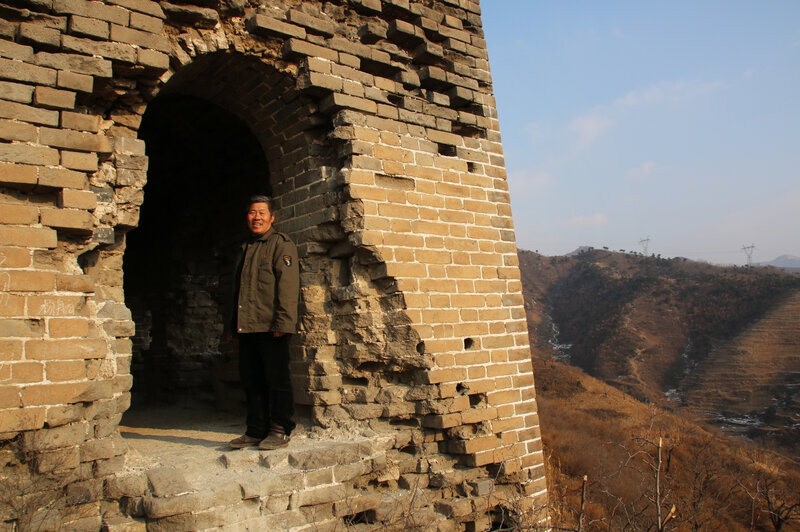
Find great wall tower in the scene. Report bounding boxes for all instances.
[0,0,547,529]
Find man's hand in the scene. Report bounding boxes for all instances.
[273,332,285,338]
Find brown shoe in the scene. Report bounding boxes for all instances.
[258,431,290,450]
[229,434,260,449]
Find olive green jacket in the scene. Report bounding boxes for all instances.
[233,227,300,334]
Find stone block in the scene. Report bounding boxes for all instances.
[57,70,93,93]
[0,100,60,127]
[146,466,192,497]
[34,86,76,110]
[320,93,377,114]
[0,80,34,103]
[19,22,62,50]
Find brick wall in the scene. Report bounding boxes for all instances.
[0,0,547,528]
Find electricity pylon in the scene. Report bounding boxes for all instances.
[639,237,650,255]
[742,244,755,267]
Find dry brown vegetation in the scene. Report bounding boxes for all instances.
[534,359,800,532]
[518,249,800,531]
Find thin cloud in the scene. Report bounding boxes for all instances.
[566,213,609,228]
[569,113,614,147]
[509,170,555,193]
[626,161,656,181]
[614,80,727,107]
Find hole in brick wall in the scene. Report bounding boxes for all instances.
[416,341,425,354]
[455,382,467,394]
[468,394,484,407]
[342,376,369,386]
[466,161,477,173]
[437,143,457,156]
[124,93,270,408]
[344,510,374,525]
[463,337,474,350]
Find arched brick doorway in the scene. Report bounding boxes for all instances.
[121,51,335,413]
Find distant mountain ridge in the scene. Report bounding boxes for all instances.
[518,248,800,456]
[760,254,800,268]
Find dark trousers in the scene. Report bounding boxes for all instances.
[238,332,295,438]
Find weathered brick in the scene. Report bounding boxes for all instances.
[137,48,168,70]
[61,111,100,132]
[0,118,37,143]
[0,40,34,61]
[34,86,76,110]
[35,52,113,78]
[8,362,44,383]
[47,360,88,381]
[0,407,46,433]
[57,189,96,210]
[26,339,107,361]
[0,203,39,225]
[246,14,306,39]
[0,100,60,126]
[0,339,23,362]
[40,127,112,152]
[321,93,377,114]
[68,15,110,39]
[57,70,93,93]
[39,166,89,189]
[130,11,162,33]
[48,318,90,338]
[0,80,34,103]
[0,162,38,189]
[61,34,137,64]
[40,207,93,232]
[283,38,338,61]
[60,150,98,172]
[19,22,62,49]
[106,0,164,18]
[109,24,170,53]
[0,319,45,337]
[0,246,32,268]
[53,0,130,26]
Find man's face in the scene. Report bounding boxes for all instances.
[247,202,274,236]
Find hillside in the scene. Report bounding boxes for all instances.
[517,249,800,456]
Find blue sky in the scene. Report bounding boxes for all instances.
[481,1,800,265]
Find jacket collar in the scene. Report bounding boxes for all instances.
[244,227,275,246]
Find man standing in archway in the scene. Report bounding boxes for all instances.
[228,195,299,450]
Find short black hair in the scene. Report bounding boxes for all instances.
[247,195,275,213]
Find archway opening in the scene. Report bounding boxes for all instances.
[124,93,270,408]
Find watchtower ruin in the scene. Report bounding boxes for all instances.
[0,0,546,529]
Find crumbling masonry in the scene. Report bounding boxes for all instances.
[0,0,546,529]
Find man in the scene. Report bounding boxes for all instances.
[228,195,299,450]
